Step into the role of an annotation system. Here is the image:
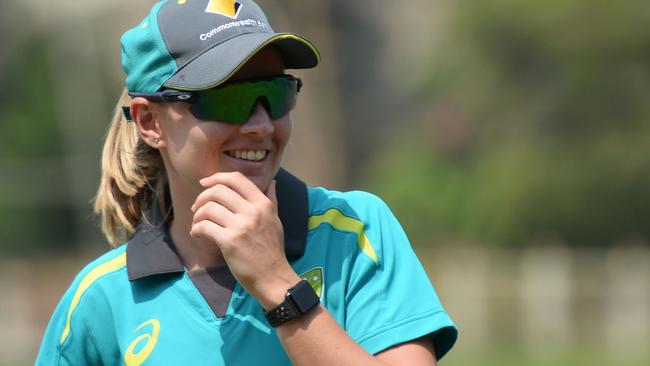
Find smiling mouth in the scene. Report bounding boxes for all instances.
[225,150,269,162]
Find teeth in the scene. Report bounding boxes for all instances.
[227,150,267,161]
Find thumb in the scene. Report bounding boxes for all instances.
[266,179,278,211]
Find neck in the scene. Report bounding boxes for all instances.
[167,181,226,271]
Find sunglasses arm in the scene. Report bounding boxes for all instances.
[128,90,196,102]
[122,90,197,122]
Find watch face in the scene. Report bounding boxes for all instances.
[290,280,320,313]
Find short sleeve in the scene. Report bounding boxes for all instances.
[343,194,457,360]
[35,277,103,366]
[35,248,127,366]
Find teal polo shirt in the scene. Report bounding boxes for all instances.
[36,169,457,365]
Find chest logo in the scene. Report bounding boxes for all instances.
[206,0,242,18]
[124,319,160,366]
[300,267,324,299]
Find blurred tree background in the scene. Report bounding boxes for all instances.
[363,0,650,248]
[1,0,649,365]
[3,0,648,256]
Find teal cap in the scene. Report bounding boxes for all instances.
[121,0,320,93]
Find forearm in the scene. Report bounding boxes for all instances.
[252,270,386,366]
[261,281,437,366]
[275,305,388,366]
[251,263,437,365]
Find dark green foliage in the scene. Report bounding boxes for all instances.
[364,0,650,247]
[0,206,78,256]
[0,36,74,254]
[0,37,63,158]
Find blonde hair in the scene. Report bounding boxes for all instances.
[93,88,168,247]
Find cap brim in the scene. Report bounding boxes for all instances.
[163,32,320,91]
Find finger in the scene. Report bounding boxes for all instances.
[192,201,235,227]
[265,180,278,213]
[190,219,225,242]
[199,171,265,202]
[192,183,249,214]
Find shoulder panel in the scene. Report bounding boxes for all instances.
[59,249,127,344]
[308,188,388,264]
[308,208,378,263]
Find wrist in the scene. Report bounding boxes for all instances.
[255,273,302,309]
[263,279,321,328]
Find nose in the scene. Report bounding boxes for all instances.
[239,101,274,136]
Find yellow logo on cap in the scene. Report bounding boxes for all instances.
[206,0,241,18]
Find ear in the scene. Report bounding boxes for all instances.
[131,97,166,149]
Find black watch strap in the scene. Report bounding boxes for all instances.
[264,279,320,327]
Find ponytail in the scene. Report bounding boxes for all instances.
[93,88,167,246]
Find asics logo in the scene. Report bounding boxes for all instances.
[124,319,160,366]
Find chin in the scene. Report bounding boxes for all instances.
[248,175,273,193]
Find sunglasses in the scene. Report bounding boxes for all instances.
[127,75,302,124]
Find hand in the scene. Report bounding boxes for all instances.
[190,172,301,308]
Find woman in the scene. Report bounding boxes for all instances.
[36,0,457,365]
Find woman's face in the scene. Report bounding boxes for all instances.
[155,47,291,195]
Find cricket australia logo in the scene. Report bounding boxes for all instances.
[206,0,242,18]
[300,267,324,299]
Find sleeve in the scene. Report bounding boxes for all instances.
[35,275,103,365]
[343,193,458,360]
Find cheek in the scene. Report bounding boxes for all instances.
[168,119,235,149]
[187,123,238,163]
[157,106,194,148]
[275,117,292,149]
[162,120,235,171]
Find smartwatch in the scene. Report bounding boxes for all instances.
[264,279,320,327]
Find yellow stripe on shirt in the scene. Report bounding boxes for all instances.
[308,209,378,263]
[60,252,127,344]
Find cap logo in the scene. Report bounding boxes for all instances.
[206,0,242,19]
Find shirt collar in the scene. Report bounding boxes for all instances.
[127,168,309,281]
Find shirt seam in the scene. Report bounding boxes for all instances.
[82,317,104,366]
